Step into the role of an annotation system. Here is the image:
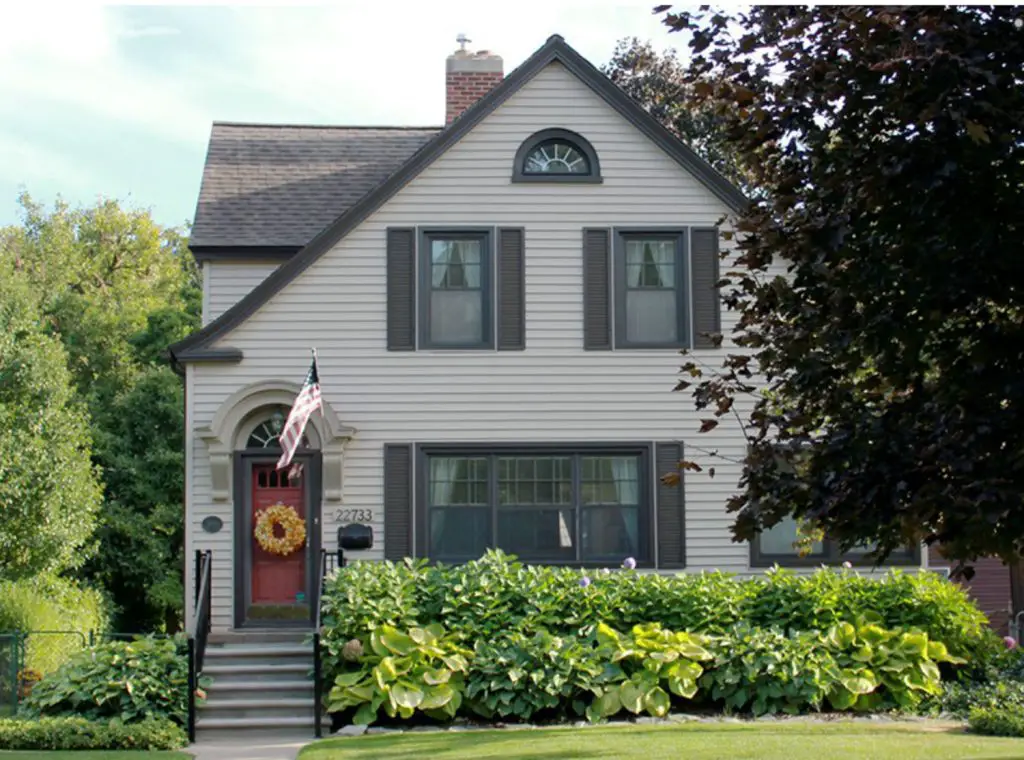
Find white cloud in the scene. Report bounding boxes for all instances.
[117,25,182,39]
[0,6,209,147]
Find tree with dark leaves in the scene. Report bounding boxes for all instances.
[657,5,1024,571]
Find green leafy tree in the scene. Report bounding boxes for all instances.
[89,368,187,632]
[1,195,200,630]
[0,271,103,577]
[657,6,1024,567]
[602,37,749,190]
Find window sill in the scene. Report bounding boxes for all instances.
[750,555,920,569]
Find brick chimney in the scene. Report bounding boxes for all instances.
[446,43,503,124]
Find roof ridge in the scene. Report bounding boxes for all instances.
[211,121,442,131]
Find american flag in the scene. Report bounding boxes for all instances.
[276,354,322,471]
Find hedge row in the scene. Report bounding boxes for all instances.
[0,574,108,674]
[327,618,963,724]
[0,717,186,751]
[320,549,990,679]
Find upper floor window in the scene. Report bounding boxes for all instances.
[419,229,494,349]
[614,230,689,349]
[512,129,602,184]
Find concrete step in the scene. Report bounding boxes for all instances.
[203,662,312,684]
[200,697,316,721]
[207,680,314,701]
[204,645,312,667]
[191,728,319,746]
[196,715,329,732]
[208,630,312,646]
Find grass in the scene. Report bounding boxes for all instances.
[0,753,188,759]
[299,720,1024,760]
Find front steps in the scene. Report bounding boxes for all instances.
[197,631,328,739]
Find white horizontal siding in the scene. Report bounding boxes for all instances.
[187,61,916,629]
[203,260,280,325]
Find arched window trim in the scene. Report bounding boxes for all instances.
[512,128,602,184]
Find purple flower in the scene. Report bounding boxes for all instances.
[1005,636,1018,650]
[842,561,853,569]
[579,576,592,588]
[622,557,637,570]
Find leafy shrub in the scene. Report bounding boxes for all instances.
[327,624,470,725]
[0,717,186,750]
[822,619,961,712]
[700,626,837,715]
[466,630,606,721]
[0,574,109,673]
[932,679,1024,718]
[968,706,1024,737]
[321,551,988,664]
[24,636,194,726]
[587,622,711,721]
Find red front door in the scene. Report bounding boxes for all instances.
[250,463,307,616]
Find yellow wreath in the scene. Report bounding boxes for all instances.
[254,503,306,556]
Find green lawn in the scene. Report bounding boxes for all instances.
[300,720,1024,760]
[0,753,188,759]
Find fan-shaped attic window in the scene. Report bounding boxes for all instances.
[512,129,602,184]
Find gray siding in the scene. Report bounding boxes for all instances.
[203,260,281,325]
[186,62,913,630]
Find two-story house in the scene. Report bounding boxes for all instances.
[170,34,931,637]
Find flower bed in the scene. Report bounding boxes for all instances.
[319,551,991,726]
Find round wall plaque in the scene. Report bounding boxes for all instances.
[202,516,224,534]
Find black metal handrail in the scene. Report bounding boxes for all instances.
[313,549,340,738]
[187,550,212,743]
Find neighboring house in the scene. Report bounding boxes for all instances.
[928,547,1019,636]
[172,34,933,636]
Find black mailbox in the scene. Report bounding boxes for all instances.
[338,523,374,551]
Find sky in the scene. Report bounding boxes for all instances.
[0,2,683,230]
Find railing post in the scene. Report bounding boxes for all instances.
[187,636,196,743]
[313,631,322,738]
[194,550,201,610]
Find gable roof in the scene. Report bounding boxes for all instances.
[190,124,440,251]
[170,34,748,362]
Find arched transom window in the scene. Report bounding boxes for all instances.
[512,129,602,183]
[245,407,312,449]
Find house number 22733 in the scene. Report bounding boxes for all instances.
[335,509,373,524]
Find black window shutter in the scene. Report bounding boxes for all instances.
[497,228,526,350]
[383,444,412,561]
[691,227,721,349]
[583,228,612,350]
[655,442,686,569]
[386,228,416,351]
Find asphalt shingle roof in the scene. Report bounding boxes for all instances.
[190,123,442,249]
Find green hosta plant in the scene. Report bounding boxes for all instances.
[465,629,605,721]
[23,637,199,726]
[327,623,470,725]
[586,622,711,722]
[822,619,964,711]
[700,625,839,716]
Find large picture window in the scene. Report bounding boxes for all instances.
[418,445,650,564]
